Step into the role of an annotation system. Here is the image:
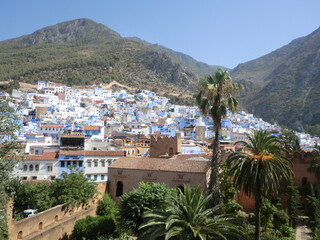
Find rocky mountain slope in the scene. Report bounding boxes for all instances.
[0,19,218,97]
[231,27,320,135]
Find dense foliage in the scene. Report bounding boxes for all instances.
[51,170,97,207]
[8,170,96,220]
[140,185,247,240]
[73,215,116,240]
[119,182,176,234]
[0,100,21,240]
[96,193,119,218]
[8,179,53,220]
[227,130,294,240]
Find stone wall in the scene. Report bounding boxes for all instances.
[8,182,107,240]
[108,167,209,204]
[150,133,181,157]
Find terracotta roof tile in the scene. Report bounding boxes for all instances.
[109,155,210,173]
[41,125,64,128]
[59,150,124,157]
[83,126,100,130]
[26,152,58,161]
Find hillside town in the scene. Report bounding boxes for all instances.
[3,81,316,183]
[2,80,320,240]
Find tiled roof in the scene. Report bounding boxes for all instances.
[26,152,58,161]
[83,126,100,130]
[59,150,124,157]
[84,150,124,156]
[109,155,210,173]
[41,125,64,128]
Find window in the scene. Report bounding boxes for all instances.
[22,176,27,180]
[87,160,92,167]
[94,175,98,181]
[79,161,83,167]
[35,150,39,155]
[94,160,98,167]
[32,176,37,180]
[87,175,91,179]
[67,161,71,167]
[23,165,28,171]
[178,174,184,179]
[116,181,123,197]
[51,176,56,180]
[29,164,34,171]
[35,164,39,171]
[61,161,65,168]
[147,173,152,177]
[47,165,53,172]
[101,175,105,181]
[101,160,105,167]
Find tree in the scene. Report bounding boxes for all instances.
[139,185,246,240]
[286,184,302,228]
[8,179,53,219]
[279,128,301,155]
[196,68,242,206]
[227,130,293,240]
[0,100,21,239]
[119,182,176,234]
[97,193,119,218]
[51,169,97,207]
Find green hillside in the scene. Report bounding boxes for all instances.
[0,19,218,96]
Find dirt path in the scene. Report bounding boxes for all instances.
[295,217,312,240]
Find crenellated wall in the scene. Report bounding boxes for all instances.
[150,133,181,157]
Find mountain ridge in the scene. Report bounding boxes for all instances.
[0,19,219,100]
[233,26,320,135]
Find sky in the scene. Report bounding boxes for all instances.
[1,0,320,69]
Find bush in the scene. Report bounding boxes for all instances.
[119,182,176,234]
[51,170,97,207]
[96,193,118,217]
[73,215,116,240]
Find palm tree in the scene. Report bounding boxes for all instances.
[139,185,246,240]
[196,68,242,206]
[227,130,294,240]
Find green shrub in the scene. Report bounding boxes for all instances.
[96,193,118,217]
[119,182,176,234]
[73,215,116,240]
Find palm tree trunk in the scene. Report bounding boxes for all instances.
[209,119,221,207]
[255,195,261,240]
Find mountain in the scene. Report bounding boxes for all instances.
[232,27,320,135]
[2,18,320,135]
[0,19,218,99]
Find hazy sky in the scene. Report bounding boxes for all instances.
[1,0,319,68]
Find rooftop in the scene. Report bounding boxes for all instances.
[109,154,210,173]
